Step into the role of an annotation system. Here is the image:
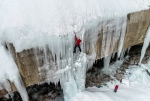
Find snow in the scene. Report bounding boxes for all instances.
[0,0,149,53]
[0,44,28,101]
[71,82,150,101]
[129,62,150,85]
[71,60,150,101]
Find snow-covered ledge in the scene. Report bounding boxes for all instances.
[0,0,150,101]
[0,9,149,100]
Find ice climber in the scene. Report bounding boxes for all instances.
[73,34,82,53]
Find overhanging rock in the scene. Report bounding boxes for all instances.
[0,9,150,98]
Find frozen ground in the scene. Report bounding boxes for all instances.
[71,82,150,101]
[50,49,150,101]
[71,55,150,101]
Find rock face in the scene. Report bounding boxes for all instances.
[116,73,122,80]
[0,9,150,97]
[95,9,150,58]
[9,45,40,86]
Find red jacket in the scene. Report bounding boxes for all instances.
[115,85,119,90]
[75,35,81,46]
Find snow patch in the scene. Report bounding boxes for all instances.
[129,64,150,85]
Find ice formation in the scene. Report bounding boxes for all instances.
[61,53,87,101]
[120,49,127,60]
[0,0,150,101]
[0,44,28,101]
[0,0,150,52]
[101,54,112,74]
[139,26,150,65]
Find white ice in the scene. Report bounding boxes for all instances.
[0,0,149,53]
[101,54,112,74]
[139,26,150,65]
[0,44,28,101]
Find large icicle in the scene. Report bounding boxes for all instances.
[62,69,78,101]
[139,26,150,65]
[52,52,87,101]
[117,17,127,58]
[0,44,28,101]
[120,49,127,60]
[101,17,127,58]
[74,53,87,92]
[101,54,112,74]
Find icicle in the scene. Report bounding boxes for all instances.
[101,21,107,57]
[13,76,28,101]
[0,45,28,101]
[74,53,87,92]
[111,19,122,52]
[43,46,48,64]
[117,17,127,58]
[105,20,113,56]
[120,49,127,60]
[139,27,150,65]
[62,70,78,101]
[112,52,116,59]
[101,54,112,74]
[127,47,131,54]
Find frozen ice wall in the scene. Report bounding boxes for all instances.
[0,0,150,101]
[34,35,87,101]
[60,52,87,101]
[0,44,28,101]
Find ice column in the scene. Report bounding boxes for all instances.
[101,54,112,74]
[59,54,87,101]
[0,45,28,101]
[61,53,87,101]
[117,17,127,58]
[101,17,127,58]
[62,69,78,101]
[120,49,127,60]
[48,34,87,101]
[74,53,87,92]
[139,26,150,65]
